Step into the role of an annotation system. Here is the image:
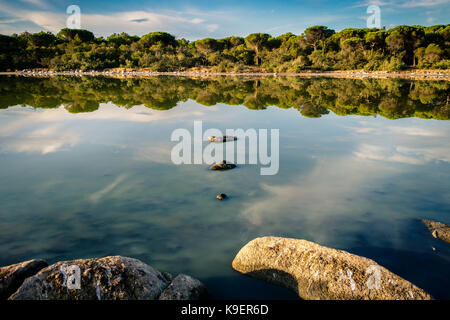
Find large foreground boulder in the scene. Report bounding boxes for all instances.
[232,237,432,300]
[8,256,206,300]
[0,259,48,300]
[423,219,450,244]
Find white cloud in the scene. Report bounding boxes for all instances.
[0,16,26,23]
[265,14,346,35]
[353,144,427,165]
[354,143,450,165]
[89,174,127,202]
[351,127,377,134]
[400,0,450,8]
[239,155,390,246]
[348,122,450,165]
[21,11,65,33]
[0,103,204,131]
[206,24,219,32]
[353,0,449,8]
[388,126,444,137]
[190,18,204,24]
[0,124,80,154]
[0,2,223,38]
[347,123,445,137]
[0,103,207,155]
[397,145,450,163]
[133,143,174,164]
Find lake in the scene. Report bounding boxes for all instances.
[0,76,449,299]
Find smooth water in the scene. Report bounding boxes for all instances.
[0,76,449,299]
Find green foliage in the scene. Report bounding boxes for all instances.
[0,24,448,72]
[140,32,177,48]
[245,33,271,65]
[245,33,271,52]
[26,31,58,47]
[106,33,139,46]
[57,28,95,42]
[220,36,245,49]
[194,38,219,56]
[0,77,448,121]
[365,31,386,49]
[304,26,335,51]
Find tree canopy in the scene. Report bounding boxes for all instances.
[0,24,448,72]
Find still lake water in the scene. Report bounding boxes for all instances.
[0,76,449,299]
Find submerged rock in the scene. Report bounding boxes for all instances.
[232,237,432,300]
[423,219,450,244]
[159,274,208,300]
[9,256,207,300]
[216,194,227,201]
[209,160,236,171]
[0,259,48,300]
[208,136,237,143]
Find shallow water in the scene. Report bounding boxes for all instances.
[0,76,449,299]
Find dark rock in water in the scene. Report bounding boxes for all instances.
[8,256,207,300]
[0,259,48,300]
[423,219,450,244]
[208,136,237,143]
[209,160,236,171]
[216,194,227,201]
[159,274,208,300]
[232,237,432,300]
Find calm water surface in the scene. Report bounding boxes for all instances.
[0,76,449,299]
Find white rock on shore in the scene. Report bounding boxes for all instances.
[232,237,432,300]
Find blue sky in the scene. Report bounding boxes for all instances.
[0,0,449,40]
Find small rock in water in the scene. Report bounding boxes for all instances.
[209,160,236,171]
[216,194,227,201]
[208,136,237,143]
[423,219,450,244]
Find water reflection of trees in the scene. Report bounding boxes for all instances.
[0,76,448,120]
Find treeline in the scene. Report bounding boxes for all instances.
[0,76,448,120]
[0,25,449,72]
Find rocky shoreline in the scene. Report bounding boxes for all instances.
[0,69,449,80]
[1,220,448,300]
[1,256,207,300]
